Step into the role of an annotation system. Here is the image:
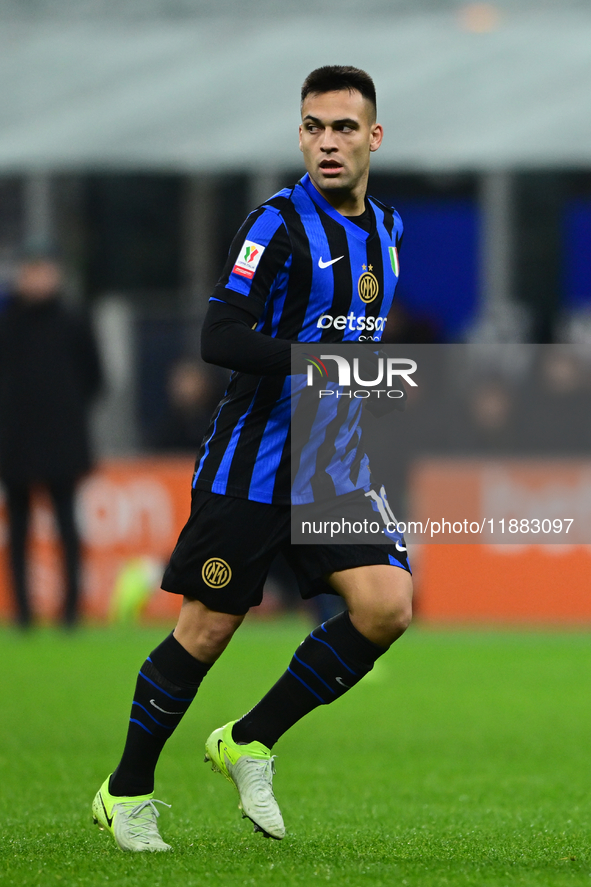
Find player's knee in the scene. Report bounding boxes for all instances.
[376,596,412,644]
[365,580,413,645]
[189,611,243,659]
[392,597,413,635]
[175,600,244,661]
[201,614,242,649]
[343,567,413,647]
[350,597,412,648]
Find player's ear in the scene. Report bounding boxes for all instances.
[369,123,383,153]
[298,124,304,152]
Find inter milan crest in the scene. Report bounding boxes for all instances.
[358,265,379,303]
[202,557,232,588]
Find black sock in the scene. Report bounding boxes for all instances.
[232,612,386,749]
[109,633,211,796]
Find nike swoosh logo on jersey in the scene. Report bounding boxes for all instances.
[150,699,183,715]
[395,541,407,552]
[335,677,350,688]
[318,256,344,269]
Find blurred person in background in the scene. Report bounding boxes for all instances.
[0,246,103,628]
[0,278,10,314]
[518,347,591,455]
[446,378,520,456]
[152,359,219,453]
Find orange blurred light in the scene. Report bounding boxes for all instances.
[458,2,502,33]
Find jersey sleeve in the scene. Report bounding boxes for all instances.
[212,206,291,316]
[201,300,292,376]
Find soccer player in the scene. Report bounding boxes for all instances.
[92,65,413,851]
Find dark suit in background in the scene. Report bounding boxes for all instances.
[0,255,103,627]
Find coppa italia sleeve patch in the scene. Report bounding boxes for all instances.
[232,240,266,280]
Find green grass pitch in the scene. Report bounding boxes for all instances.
[0,619,590,886]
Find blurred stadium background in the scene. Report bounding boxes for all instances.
[1,0,591,625]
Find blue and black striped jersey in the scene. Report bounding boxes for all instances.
[193,173,403,505]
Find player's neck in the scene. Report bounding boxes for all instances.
[309,176,368,217]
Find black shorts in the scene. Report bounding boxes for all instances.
[161,490,410,616]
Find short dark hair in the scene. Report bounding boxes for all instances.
[301,66,377,118]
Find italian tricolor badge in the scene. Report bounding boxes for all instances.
[388,246,400,277]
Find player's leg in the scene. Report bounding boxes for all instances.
[110,599,244,796]
[208,553,411,840]
[232,562,412,750]
[93,599,243,851]
[93,490,283,850]
[329,562,413,647]
[47,479,81,627]
[4,481,33,628]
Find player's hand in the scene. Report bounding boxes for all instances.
[293,345,407,416]
[363,385,407,417]
[344,345,407,417]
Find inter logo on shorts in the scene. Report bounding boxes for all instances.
[202,558,232,588]
[358,270,379,303]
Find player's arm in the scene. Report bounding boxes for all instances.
[201,207,294,376]
[201,300,292,375]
